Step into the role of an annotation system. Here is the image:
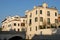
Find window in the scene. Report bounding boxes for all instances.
[39,25,45,29]
[47,26,50,28]
[47,11,50,16]
[18,29,19,31]
[47,18,50,24]
[55,19,58,23]
[40,17,43,22]
[30,27,31,31]
[55,12,57,16]
[35,17,38,22]
[18,23,20,26]
[39,25,42,29]
[29,19,32,25]
[3,26,4,28]
[21,23,25,26]
[43,25,46,29]
[14,23,16,26]
[23,20,25,22]
[51,24,56,28]
[30,13,32,17]
[22,28,25,31]
[8,24,11,27]
[40,10,42,14]
[36,10,37,14]
[36,26,37,31]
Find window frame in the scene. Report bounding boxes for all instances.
[40,10,42,14]
[47,18,50,24]
[14,23,16,26]
[36,10,37,15]
[40,17,43,22]
[21,23,25,26]
[55,19,58,23]
[47,11,50,16]
[29,19,32,26]
[55,12,57,16]
[35,17,38,22]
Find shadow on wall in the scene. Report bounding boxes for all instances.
[32,34,60,40]
[9,36,25,40]
[32,28,60,40]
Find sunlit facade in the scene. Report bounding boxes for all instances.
[2,15,27,31]
[2,3,59,39]
[25,3,58,39]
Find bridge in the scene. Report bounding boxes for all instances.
[0,31,26,40]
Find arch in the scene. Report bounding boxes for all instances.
[8,36,24,40]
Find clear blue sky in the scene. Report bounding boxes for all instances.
[0,0,60,25]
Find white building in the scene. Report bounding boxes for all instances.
[25,3,58,39]
[2,15,27,31]
[2,3,58,39]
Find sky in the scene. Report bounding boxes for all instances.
[0,0,60,26]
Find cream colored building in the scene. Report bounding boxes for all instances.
[2,3,59,39]
[2,15,27,31]
[25,3,58,39]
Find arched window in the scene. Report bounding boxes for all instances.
[14,23,16,26]
[35,17,38,22]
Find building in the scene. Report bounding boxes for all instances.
[1,3,59,39]
[58,14,60,22]
[2,15,27,31]
[25,3,58,39]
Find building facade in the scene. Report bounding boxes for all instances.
[2,3,59,39]
[25,3,58,39]
[2,15,27,31]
